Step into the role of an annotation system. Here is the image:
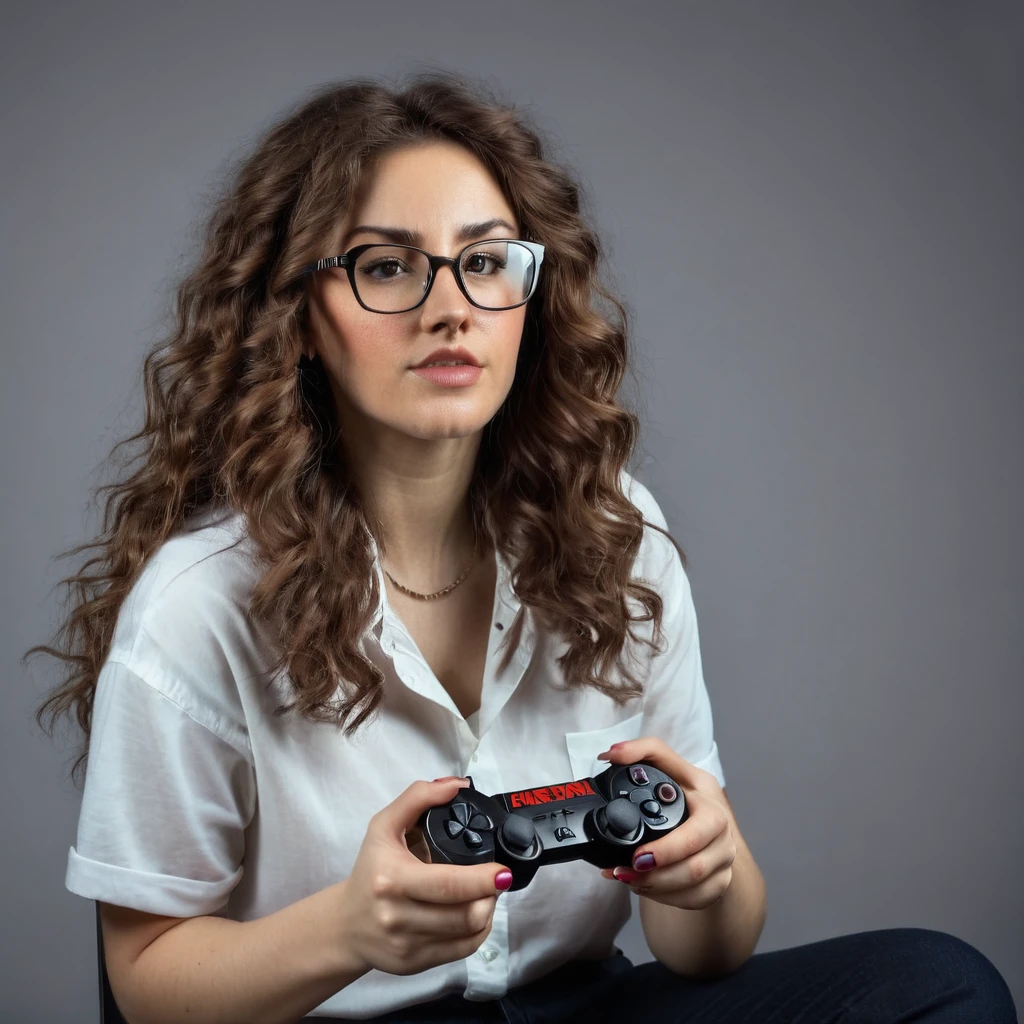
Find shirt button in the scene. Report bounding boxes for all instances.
[479,947,498,962]
[471,753,479,762]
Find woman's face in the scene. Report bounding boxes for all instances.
[305,141,528,446]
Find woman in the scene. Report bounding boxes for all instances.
[30,71,1015,1023]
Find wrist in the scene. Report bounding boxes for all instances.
[330,878,372,980]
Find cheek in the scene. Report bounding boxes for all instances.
[323,316,398,385]
[493,315,527,380]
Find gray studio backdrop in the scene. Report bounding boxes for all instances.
[3,2,1021,1020]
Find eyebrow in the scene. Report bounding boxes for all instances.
[341,217,518,251]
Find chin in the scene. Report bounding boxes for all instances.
[393,403,500,440]
[402,419,489,441]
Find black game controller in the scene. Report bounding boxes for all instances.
[417,762,688,891]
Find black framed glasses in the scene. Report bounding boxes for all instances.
[299,238,545,314]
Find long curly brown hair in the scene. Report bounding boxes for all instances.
[27,69,687,791]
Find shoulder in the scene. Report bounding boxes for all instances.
[619,467,668,531]
[109,507,267,670]
[619,467,685,586]
[118,506,251,617]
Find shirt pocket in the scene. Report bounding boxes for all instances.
[564,710,645,781]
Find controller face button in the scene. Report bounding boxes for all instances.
[629,765,650,786]
[655,782,678,804]
[647,815,669,826]
[451,802,472,825]
[463,829,483,848]
[468,811,494,831]
[640,799,661,817]
[444,819,464,839]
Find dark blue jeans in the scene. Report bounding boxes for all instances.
[353,928,1017,1023]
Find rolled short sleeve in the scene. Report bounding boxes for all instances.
[628,477,727,789]
[65,656,257,917]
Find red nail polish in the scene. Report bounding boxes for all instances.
[633,852,656,871]
[613,867,640,883]
[495,870,514,891]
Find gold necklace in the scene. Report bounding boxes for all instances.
[383,529,479,600]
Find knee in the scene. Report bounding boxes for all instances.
[879,928,1016,1020]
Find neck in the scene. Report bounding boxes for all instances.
[341,425,484,592]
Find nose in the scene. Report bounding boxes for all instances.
[422,260,470,315]
[430,260,461,294]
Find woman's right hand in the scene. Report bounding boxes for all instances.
[336,777,513,977]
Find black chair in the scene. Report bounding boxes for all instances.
[96,902,129,1024]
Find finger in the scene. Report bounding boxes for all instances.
[386,893,497,939]
[611,828,735,894]
[632,865,733,907]
[374,778,472,840]
[628,790,728,871]
[381,851,511,905]
[598,791,723,875]
[595,736,715,793]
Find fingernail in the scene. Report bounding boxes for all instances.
[633,852,656,872]
[432,776,468,784]
[495,870,514,891]
[613,866,640,883]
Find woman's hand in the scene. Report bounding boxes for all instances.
[596,738,737,910]
[336,777,513,977]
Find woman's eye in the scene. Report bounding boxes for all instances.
[465,253,505,274]
[362,259,406,279]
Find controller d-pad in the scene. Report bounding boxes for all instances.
[445,803,495,848]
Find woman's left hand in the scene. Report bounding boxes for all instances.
[595,737,737,910]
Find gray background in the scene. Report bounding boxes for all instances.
[3,2,1021,1020]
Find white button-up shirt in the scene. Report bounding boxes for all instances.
[65,470,725,1019]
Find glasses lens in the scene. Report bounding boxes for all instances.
[459,241,538,310]
[352,246,432,313]
[351,242,538,312]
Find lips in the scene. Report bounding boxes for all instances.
[413,345,480,368]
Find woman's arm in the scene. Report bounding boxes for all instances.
[112,878,366,1024]
[639,789,767,980]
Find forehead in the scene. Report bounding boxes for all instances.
[343,141,517,237]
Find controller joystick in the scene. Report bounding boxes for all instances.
[499,814,539,855]
[417,761,688,891]
[599,797,642,840]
